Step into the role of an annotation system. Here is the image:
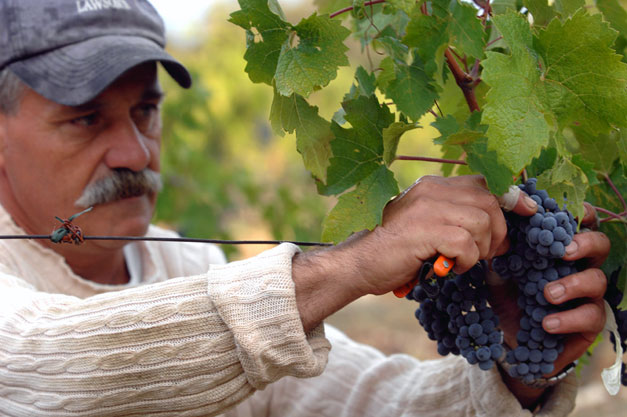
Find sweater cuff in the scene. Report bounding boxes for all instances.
[467,362,577,416]
[207,243,331,389]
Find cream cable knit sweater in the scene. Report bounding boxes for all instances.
[0,205,577,416]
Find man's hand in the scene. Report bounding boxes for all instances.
[292,175,536,331]
[357,175,537,296]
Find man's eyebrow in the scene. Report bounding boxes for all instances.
[69,100,102,113]
[142,87,165,101]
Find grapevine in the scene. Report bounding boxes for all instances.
[232,0,627,386]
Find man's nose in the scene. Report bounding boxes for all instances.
[103,119,152,172]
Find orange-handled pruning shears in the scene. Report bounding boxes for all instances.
[393,254,455,298]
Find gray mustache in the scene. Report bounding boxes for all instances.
[75,169,162,208]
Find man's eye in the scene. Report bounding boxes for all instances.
[138,103,159,117]
[71,113,99,127]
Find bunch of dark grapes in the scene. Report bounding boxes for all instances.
[406,178,586,385]
[604,268,627,386]
[407,262,504,371]
[491,178,580,384]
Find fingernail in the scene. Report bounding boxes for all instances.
[547,283,565,300]
[544,317,560,331]
[523,195,537,210]
[565,241,578,255]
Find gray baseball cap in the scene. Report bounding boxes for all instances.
[0,0,192,106]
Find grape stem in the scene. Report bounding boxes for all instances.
[445,49,480,112]
[396,155,468,165]
[604,173,627,213]
[595,207,627,223]
[329,0,386,18]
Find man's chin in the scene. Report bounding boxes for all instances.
[83,194,156,237]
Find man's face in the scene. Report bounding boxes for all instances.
[0,63,163,249]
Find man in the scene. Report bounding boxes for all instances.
[0,0,610,416]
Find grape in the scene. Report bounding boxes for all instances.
[543,198,558,211]
[469,323,483,338]
[514,346,530,362]
[530,214,543,228]
[549,241,565,258]
[517,363,530,376]
[490,344,504,360]
[540,362,555,374]
[476,346,491,361]
[541,216,557,231]
[538,229,554,246]
[529,349,543,363]
[542,349,558,362]
[552,226,568,242]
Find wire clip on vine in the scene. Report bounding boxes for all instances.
[50,207,93,245]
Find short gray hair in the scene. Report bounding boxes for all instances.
[0,68,26,115]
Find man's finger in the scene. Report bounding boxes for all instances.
[544,268,607,304]
[562,232,611,267]
[547,334,597,377]
[580,202,599,229]
[542,299,606,337]
[497,185,538,216]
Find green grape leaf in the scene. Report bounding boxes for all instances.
[376,30,410,62]
[436,74,472,122]
[322,95,395,195]
[534,11,627,129]
[229,0,291,85]
[573,126,619,174]
[572,154,601,187]
[387,0,416,15]
[492,0,518,15]
[383,121,420,166]
[523,0,556,27]
[448,0,487,59]
[403,2,450,80]
[536,158,588,221]
[618,128,627,169]
[464,138,514,195]
[269,89,333,180]
[275,13,350,97]
[527,147,558,178]
[553,0,585,18]
[322,165,399,243]
[482,12,551,174]
[385,56,439,121]
[432,114,461,145]
[376,57,396,91]
[354,66,377,97]
[596,0,627,38]
[438,111,488,146]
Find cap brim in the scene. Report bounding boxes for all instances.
[8,35,191,106]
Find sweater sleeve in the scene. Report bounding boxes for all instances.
[0,244,330,417]
[227,324,577,417]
